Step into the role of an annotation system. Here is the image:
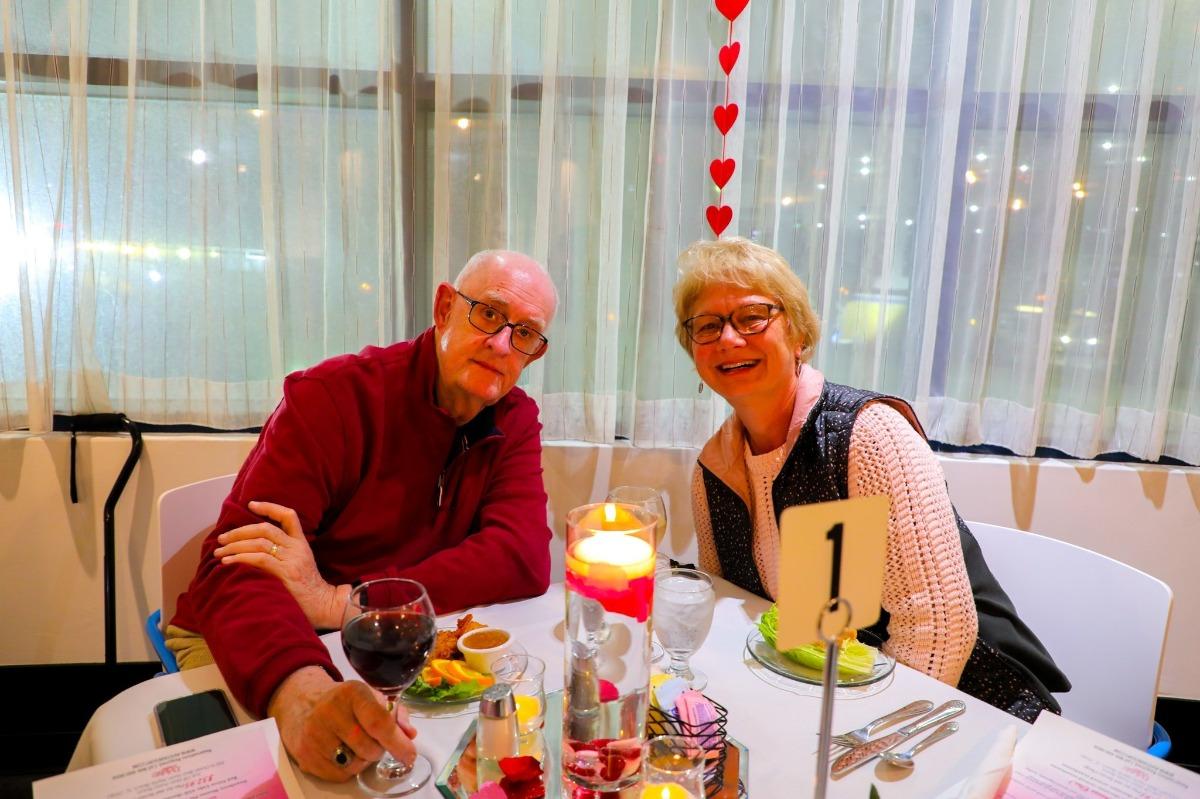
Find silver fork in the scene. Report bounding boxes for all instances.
[825,700,934,750]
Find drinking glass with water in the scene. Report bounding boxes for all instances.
[653,568,715,691]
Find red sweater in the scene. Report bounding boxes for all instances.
[172,328,552,716]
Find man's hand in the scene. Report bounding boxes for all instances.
[267,667,418,782]
[212,500,350,629]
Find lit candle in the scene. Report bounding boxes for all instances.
[639,783,696,799]
[572,533,655,569]
[565,502,656,621]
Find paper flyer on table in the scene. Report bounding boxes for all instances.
[1001,712,1196,798]
[34,718,302,799]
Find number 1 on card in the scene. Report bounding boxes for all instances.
[775,496,890,649]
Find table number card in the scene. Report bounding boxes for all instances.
[34,718,301,799]
[776,495,890,647]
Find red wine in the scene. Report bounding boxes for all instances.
[342,611,435,691]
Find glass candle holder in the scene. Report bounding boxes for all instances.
[641,735,706,799]
[492,653,547,736]
[562,501,658,793]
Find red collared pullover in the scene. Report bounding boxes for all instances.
[172,328,552,716]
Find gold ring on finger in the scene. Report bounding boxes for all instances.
[333,744,351,767]
[270,543,280,559]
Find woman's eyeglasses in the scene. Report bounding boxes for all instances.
[682,303,781,345]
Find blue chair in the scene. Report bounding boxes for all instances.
[1148,721,1172,759]
[146,473,237,673]
[145,610,178,673]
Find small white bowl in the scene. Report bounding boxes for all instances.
[456,627,514,674]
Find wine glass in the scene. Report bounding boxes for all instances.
[341,578,437,796]
[653,568,715,690]
[606,485,669,665]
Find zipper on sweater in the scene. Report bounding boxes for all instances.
[437,433,472,509]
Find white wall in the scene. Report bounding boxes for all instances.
[2,433,1197,699]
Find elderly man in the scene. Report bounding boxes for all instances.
[169,250,558,781]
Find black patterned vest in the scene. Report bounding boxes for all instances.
[700,381,1070,721]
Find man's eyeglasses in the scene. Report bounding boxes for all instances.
[456,290,549,356]
[682,302,782,345]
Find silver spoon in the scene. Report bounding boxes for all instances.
[879,721,960,768]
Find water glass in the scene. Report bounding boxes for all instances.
[653,568,715,691]
[490,653,547,736]
[641,735,706,799]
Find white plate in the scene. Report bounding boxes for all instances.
[744,627,895,687]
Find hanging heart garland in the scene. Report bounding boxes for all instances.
[706,0,747,237]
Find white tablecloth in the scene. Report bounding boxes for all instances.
[69,579,1027,797]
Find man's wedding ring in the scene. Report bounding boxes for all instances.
[333,744,351,767]
[269,543,279,559]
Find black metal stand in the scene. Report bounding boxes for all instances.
[68,413,143,665]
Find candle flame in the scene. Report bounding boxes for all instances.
[604,502,617,523]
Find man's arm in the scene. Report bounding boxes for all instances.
[184,374,356,716]
[361,397,552,612]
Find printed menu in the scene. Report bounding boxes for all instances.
[1002,712,1196,798]
[34,718,300,799]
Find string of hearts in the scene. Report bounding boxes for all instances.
[706,0,748,237]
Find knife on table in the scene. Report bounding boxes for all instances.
[830,700,966,777]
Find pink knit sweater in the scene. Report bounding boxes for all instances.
[692,368,978,685]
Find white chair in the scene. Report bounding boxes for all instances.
[146,473,237,671]
[966,521,1173,749]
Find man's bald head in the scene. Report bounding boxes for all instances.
[454,250,558,326]
[430,249,558,424]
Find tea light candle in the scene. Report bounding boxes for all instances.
[640,783,696,799]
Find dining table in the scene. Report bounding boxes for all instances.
[68,577,1028,797]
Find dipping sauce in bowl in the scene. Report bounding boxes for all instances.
[457,627,514,674]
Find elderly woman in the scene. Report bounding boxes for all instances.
[675,236,1068,721]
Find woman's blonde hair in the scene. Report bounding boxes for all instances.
[673,237,821,361]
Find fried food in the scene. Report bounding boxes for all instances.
[431,613,487,660]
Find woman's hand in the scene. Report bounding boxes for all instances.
[213,501,350,629]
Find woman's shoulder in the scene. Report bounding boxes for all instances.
[850,400,934,459]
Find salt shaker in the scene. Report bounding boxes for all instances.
[476,683,519,785]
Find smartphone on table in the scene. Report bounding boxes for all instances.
[154,688,239,746]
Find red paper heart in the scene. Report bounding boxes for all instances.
[713,103,739,135]
[719,41,741,74]
[715,0,750,22]
[709,158,736,188]
[706,205,733,236]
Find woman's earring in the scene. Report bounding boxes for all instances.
[698,379,705,394]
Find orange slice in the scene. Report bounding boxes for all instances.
[420,666,442,687]
[431,658,464,684]
[446,661,494,687]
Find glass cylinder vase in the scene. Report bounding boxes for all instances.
[562,501,658,793]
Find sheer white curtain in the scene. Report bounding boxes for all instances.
[2,0,1198,464]
[0,0,408,430]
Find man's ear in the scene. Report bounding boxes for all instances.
[433,283,456,329]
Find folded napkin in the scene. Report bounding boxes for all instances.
[932,724,1018,799]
